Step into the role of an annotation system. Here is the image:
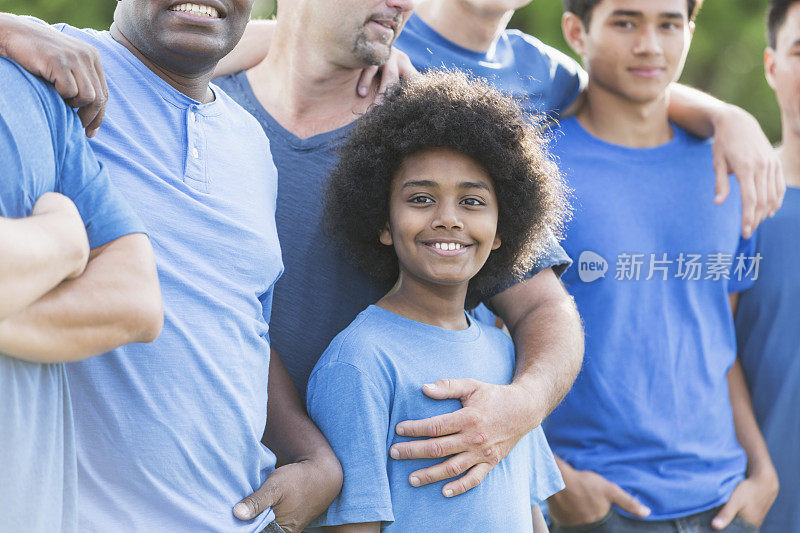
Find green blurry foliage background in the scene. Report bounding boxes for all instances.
[0,0,781,142]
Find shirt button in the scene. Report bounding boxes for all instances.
[192,147,199,158]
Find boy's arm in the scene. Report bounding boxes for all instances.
[667,84,785,237]
[233,348,343,533]
[0,193,89,321]
[710,293,779,530]
[0,232,162,362]
[326,523,381,533]
[387,268,584,497]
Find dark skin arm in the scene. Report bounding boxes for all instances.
[233,349,343,533]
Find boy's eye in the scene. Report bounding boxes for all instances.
[661,22,680,30]
[613,20,635,29]
[461,197,485,207]
[410,195,434,204]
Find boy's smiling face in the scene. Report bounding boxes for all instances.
[380,147,501,289]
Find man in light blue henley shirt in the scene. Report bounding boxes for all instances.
[0,1,342,531]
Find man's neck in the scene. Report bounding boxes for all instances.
[415,0,512,54]
[377,273,469,330]
[109,24,215,103]
[577,82,672,148]
[245,25,379,139]
[779,126,800,188]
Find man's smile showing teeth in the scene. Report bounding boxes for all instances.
[169,3,220,18]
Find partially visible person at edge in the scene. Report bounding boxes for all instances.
[543,0,779,531]
[734,1,800,532]
[0,1,342,532]
[308,70,567,532]
[212,2,585,527]
[0,56,161,532]
[224,0,785,240]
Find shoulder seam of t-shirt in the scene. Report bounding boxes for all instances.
[309,360,390,412]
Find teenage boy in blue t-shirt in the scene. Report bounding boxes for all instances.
[307,70,567,532]
[0,57,160,532]
[542,0,779,531]
[734,2,800,532]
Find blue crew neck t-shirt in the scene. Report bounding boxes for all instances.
[47,27,283,532]
[306,305,564,531]
[735,186,800,533]
[394,13,586,120]
[543,118,756,520]
[0,57,144,533]
[215,71,571,397]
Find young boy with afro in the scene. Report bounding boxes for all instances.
[305,69,569,532]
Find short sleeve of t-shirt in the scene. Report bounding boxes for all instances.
[307,361,394,527]
[0,57,144,248]
[515,32,587,115]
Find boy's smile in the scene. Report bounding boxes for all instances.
[381,147,501,290]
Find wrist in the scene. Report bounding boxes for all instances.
[508,378,547,429]
[0,13,22,57]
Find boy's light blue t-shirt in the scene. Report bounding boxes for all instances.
[45,26,283,532]
[394,13,587,120]
[544,118,756,520]
[215,72,571,399]
[736,187,800,533]
[306,305,564,531]
[0,57,145,533]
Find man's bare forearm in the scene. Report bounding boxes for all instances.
[214,19,275,78]
[0,233,162,363]
[0,214,86,319]
[263,348,341,470]
[667,83,731,139]
[728,358,775,476]
[492,269,584,426]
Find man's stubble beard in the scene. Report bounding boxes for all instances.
[352,28,393,66]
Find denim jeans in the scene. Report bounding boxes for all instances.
[260,521,286,533]
[551,506,759,533]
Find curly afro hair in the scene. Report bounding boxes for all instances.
[323,69,569,307]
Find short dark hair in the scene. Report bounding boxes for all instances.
[323,70,568,307]
[563,0,704,27]
[767,0,800,49]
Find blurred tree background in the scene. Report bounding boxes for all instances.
[0,0,781,142]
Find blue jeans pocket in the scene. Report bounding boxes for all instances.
[730,516,759,533]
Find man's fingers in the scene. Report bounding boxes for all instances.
[421,378,480,401]
[233,479,281,522]
[395,408,474,438]
[739,173,758,238]
[710,495,742,530]
[357,65,379,97]
[51,68,80,104]
[378,57,399,96]
[390,433,466,460]
[441,463,493,497]
[774,158,787,211]
[405,452,476,486]
[605,482,650,518]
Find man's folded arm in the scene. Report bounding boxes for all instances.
[0,232,162,363]
[0,206,87,320]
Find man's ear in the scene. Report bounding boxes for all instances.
[379,223,393,246]
[562,11,589,59]
[491,234,501,251]
[765,47,777,90]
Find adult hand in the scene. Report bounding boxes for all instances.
[233,457,340,533]
[389,379,535,497]
[0,13,108,137]
[711,469,779,530]
[32,192,89,280]
[356,47,418,101]
[548,461,651,527]
[710,104,785,238]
